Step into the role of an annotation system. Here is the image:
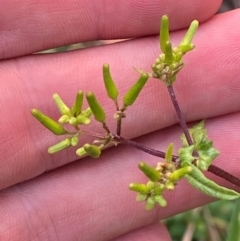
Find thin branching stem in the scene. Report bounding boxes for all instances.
[113,135,178,160]
[117,118,122,136]
[114,100,122,136]
[167,85,193,145]
[208,165,240,187]
[102,122,111,134]
[114,135,240,186]
[167,84,240,187]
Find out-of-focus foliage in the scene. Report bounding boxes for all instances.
[164,200,235,241]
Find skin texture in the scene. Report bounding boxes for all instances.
[0,0,240,240]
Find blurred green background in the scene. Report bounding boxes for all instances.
[164,200,235,241]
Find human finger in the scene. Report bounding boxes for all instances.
[0,10,240,190]
[0,0,221,59]
[0,112,239,241]
[110,222,171,241]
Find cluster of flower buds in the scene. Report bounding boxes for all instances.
[129,144,192,210]
[76,143,102,158]
[151,15,198,86]
[103,63,149,123]
[31,61,151,157]
[53,92,92,126]
[31,91,93,154]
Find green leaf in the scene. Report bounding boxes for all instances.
[86,92,106,123]
[197,140,220,171]
[226,199,240,241]
[181,121,206,147]
[31,109,68,135]
[103,64,119,101]
[123,73,148,107]
[184,164,240,200]
[178,145,195,166]
[180,121,219,170]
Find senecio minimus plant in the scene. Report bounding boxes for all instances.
[32,15,240,211]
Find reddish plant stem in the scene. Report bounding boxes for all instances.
[117,119,122,136]
[114,135,240,186]
[114,135,178,161]
[167,85,193,145]
[167,85,240,187]
[208,165,240,186]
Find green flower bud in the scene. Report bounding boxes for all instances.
[164,172,172,180]
[86,92,106,123]
[58,115,70,124]
[76,147,87,157]
[151,64,158,73]
[170,166,193,182]
[165,143,173,163]
[146,181,155,190]
[53,93,71,116]
[31,109,68,135]
[170,63,180,70]
[123,73,148,107]
[69,117,78,126]
[71,136,79,146]
[154,195,167,207]
[77,114,91,125]
[165,181,175,190]
[154,183,165,195]
[129,183,149,194]
[164,41,173,64]
[156,162,163,172]
[174,51,183,62]
[160,15,169,53]
[145,197,155,210]
[138,162,160,182]
[136,193,147,201]
[83,143,101,158]
[81,107,92,118]
[103,63,119,101]
[179,43,195,54]
[48,138,71,154]
[156,63,164,71]
[180,20,199,47]
[159,54,165,61]
[71,91,84,117]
